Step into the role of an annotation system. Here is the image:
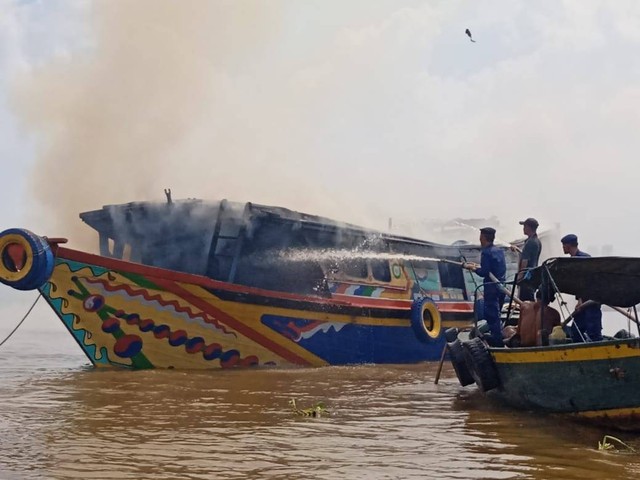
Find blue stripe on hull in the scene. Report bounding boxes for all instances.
[261,314,444,364]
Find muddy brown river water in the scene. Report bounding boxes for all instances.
[1,328,639,479]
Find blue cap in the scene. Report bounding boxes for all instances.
[561,234,578,245]
[480,227,496,235]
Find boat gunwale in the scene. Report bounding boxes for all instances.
[489,337,640,363]
[54,246,473,313]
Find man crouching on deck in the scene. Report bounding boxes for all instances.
[462,227,507,347]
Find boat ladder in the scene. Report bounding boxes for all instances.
[205,199,250,283]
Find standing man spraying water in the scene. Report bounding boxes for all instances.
[462,227,507,347]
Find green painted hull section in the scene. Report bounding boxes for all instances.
[490,340,640,414]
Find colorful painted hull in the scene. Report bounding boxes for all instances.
[38,246,473,369]
[3,196,509,370]
[488,339,640,430]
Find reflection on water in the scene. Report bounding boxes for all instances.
[1,330,640,479]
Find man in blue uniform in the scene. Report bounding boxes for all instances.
[561,234,603,342]
[463,227,507,347]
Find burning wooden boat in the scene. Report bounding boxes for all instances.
[0,197,517,369]
[449,256,640,430]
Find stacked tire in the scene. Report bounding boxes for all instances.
[447,335,476,387]
[461,337,500,392]
[0,229,55,291]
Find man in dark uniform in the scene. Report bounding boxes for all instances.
[561,234,603,342]
[463,227,507,347]
[514,217,542,301]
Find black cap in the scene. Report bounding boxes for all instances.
[480,227,496,235]
[561,234,578,245]
[519,217,539,228]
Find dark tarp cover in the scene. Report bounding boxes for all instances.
[523,257,640,307]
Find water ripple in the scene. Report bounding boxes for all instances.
[0,331,639,479]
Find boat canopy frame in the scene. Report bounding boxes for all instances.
[522,256,640,335]
[523,256,640,308]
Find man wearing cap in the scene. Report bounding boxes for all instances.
[515,218,542,301]
[560,234,588,257]
[462,227,507,347]
[561,234,603,341]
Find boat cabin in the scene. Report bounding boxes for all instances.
[79,199,518,301]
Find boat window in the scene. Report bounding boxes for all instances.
[410,261,441,291]
[438,261,466,290]
[370,259,391,282]
[341,258,368,278]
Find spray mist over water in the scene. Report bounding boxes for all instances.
[277,249,442,264]
[448,220,514,248]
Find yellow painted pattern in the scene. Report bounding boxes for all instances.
[492,341,640,364]
[46,259,470,369]
[48,263,285,368]
[180,283,473,365]
[48,264,128,366]
[182,283,469,328]
[179,284,404,324]
[180,282,338,366]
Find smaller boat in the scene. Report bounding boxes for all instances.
[448,256,640,431]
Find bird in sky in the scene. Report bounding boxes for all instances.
[465,28,476,42]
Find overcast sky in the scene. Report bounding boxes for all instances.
[2,0,640,330]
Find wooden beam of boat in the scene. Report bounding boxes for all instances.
[609,305,640,326]
[561,300,597,327]
[558,300,640,328]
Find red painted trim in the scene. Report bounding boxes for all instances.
[434,302,474,312]
[56,248,474,313]
[51,247,475,365]
[56,247,412,311]
[59,247,346,301]
[332,293,473,312]
[330,278,408,291]
[323,294,410,309]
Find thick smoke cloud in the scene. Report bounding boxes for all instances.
[7,1,640,255]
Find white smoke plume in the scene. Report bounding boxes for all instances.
[7,1,640,255]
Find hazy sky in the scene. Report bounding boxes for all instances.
[1,0,640,329]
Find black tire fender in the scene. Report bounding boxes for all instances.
[462,337,500,392]
[447,339,475,386]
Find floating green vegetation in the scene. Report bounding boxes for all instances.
[598,435,636,454]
